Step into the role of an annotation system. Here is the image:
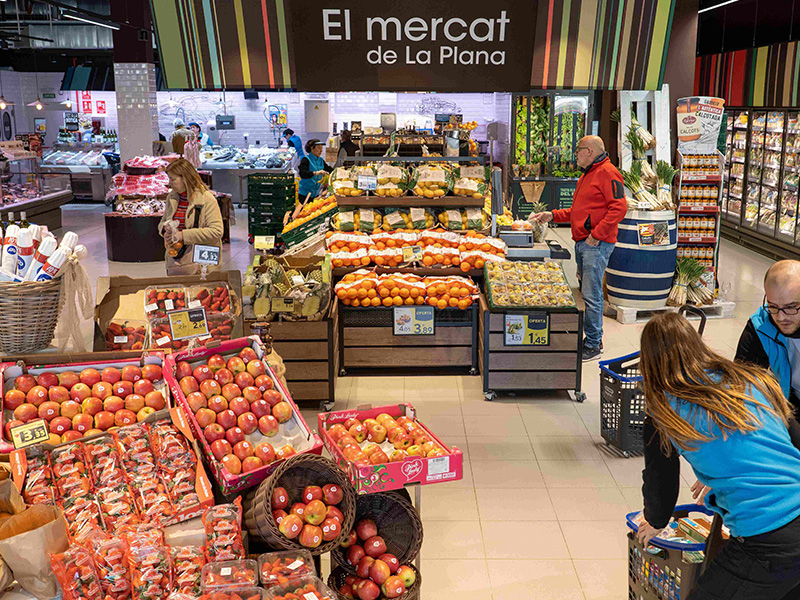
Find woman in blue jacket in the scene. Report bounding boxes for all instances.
[283,129,305,159]
[297,138,331,200]
[637,312,800,599]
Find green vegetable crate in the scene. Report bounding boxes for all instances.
[281,211,334,249]
[248,173,296,241]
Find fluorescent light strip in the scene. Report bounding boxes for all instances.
[699,0,742,14]
[62,12,120,30]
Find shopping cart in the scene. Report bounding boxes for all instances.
[599,306,707,457]
[626,504,727,600]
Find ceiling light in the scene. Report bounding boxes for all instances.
[61,99,72,108]
[61,9,120,30]
[0,98,6,110]
[27,97,44,110]
[699,0,742,14]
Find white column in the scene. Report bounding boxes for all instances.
[114,63,159,161]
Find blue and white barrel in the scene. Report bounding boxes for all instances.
[605,210,677,308]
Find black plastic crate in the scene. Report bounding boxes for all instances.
[599,352,645,456]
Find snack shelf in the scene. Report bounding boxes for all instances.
[678,206,720,214]
[335,196,485,208]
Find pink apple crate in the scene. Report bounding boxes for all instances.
[164,336,323,496]
[0,352,170,453]
[318,403,463,494]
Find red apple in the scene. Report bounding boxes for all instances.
[94,411,115,431]
[141,364,163,382]
[229,395,250,416]
[359,581,381,600]
[349,423,367,443]
[60,400,81,419]
[214,368,234,386]
[387,427,404,444]
[225,426,245,446]
[195,408,216,428]
[370,451,388,465]
[381,576,406,598]
[222,383,242,402]
[4,420,23,439]
[396,565,416,588]
[103,396,124,413]
[239,347,258,363]
[203,423,226,443]
[344,418,362,430]
[242,456,263,473]
[121,365,142,383]
[356,519,378,541]
[272,487,290,510]
[338,435,359,450]
[367,424,387,444]
[69,383,92,403]
[237,412,258,434]
[227,356,246,374]
[276,445,296,460]
[136,407,155,422]
[290,503,307,519]
[279,513,303,539]
[304,499,327,526]
[221,453,242,475]
[199,379,222,400]
[378,554,400,574]
[356,556,375,579]
[234,372,255,390]
[323,484,344,505]
[15,406,39,424]
[186,391,207,413]
[174,361,193,380]
[233,440,254,460]
[207,395,228,414]
[241,386,260,403]
[217,410,238,431]
[327,505,345,524]
[48,386,70,404]
[246,359,267,378]
[144,391,166,410]
[207,354,227,372]
[321,517,341,541]
[250,399,271,419]
[14,374,37,394]
[115,409,137,426]
[210,439,233,461]
[340,529,358,548]
[100,367,121,384]
[299,524,323,549]
[347,545,366,567]
[58,371,80,389]
[258,415,280,437]
[72,413,94,433]
[193,365,213,383]
[112,380,133,399]
[61,431,83,443]
[262,389,283,408]
[272,401,293,423]
[364,536,387,558]
[179,376,199,396]
[133,379,154,396]
[329,423,348,441]
[83,429,103,437]
[91,382,113,400]
[36,372,59,389]
[302,485,323,504]
[254,442,275,463]
[339,584,354,599]
[26,386,49,407]
[254,374,274,393]
[273,509,288,525]
[369,560,391,586]
[38,401,60,421]
[125,394,145,413]
[406,445,424,457]
[3,389,26,411]
[79,368,102,387]
[49,416,71,434]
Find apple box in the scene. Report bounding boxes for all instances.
[9,406,214,527]
[318,403,463,493]
[0,351,170,453]
[163,336,323,496]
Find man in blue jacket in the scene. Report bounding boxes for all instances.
[735,260,800,410]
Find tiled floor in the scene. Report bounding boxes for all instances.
[57,203,773,599]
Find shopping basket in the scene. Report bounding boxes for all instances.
[626,503,727,600]
[599,306,707,457]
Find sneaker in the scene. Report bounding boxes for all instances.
[582,345,603,362]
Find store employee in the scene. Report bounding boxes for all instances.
[298,139,332,199]
[283,129,305,159]
[189,122,212,146]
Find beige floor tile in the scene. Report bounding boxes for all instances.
[487,559,585,600]
[517,398,581,416]
[420,559,492,600]
[531,436,603,460]
[548,487,631,520]
[419,521,485,559]
[482,521,570,559]
[523,413,592,436]
[464,414,528,436]
[471,459,546,489]
[418,413,466,437]
[460,396,521,415]
[404,396,462,415]
[476,488,557,520]
[602,456,646,487]
[538,460,618,488]
[348,376,405,404]
[574,559,628,600]
[404,376,460,400]
[421,486,479,521]
[467,436,535,461]
[561,520,630,559]
[578,412,601,437]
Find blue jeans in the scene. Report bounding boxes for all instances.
[575,239,615,348]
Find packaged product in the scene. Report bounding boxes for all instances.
[50,546,104,600]
[96,484,141,531]
[376,164,407,185]
[144,287,187,319]
[127,527,172,600]
[105,321,147,351]
[408,207,435,229]
[51,442,93,498]
[356,208,382,233]
[129,474,173,523]
[198,588,264,600]
[258,550,315,587]
[410,165,451,197]
[22,453,55,505]
[438,209,464,230]
[60,493,104,540]
[85,435,126,487]
[201,559,258,591]
[187,283,234,314]
[419,228,461,248]
[265,577,336,600]
[421,244,460,267]
[147,318,191,351]
[171,546,205,595]
[368,246,403,268]
[332,209,355,232]
[202,499,245,563]
[382,208,412,231]
[96,537,133,600]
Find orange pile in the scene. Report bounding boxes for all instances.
[376,275,427,307]
[423,276,477,310]
[334,272,477,309]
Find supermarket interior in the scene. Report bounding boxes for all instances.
[1,1,800,599]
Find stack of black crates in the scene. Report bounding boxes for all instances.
[247,173,296,243]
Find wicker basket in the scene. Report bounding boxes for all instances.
[0,278,65,354]
[327,565,421,600]
[331,492,423,574]
[243,454,356,555]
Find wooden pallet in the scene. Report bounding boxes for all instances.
[605,301,735,325]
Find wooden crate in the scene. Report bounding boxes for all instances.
[339,305,478,372]
[245,300,339,410]
[479,294,584,399]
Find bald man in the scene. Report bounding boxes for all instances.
[736,260,800,410]
[531,135,626,361]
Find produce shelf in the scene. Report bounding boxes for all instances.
[335,196,485,208]
[333,266,483,278]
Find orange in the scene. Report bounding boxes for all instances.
[392,296,403,306]
[382,297,393,307]
[376,242,386,250]
[448,296,459,307]
[416,297,425,305]
[333,258,343,267]
[428,297,438,307]
[481,243,491,252]
[404,297,415,305]
[422,256,434,266]
[434,254,444,263]
[387,239,397,247]
[357,288,368,299]
[342,298,351,305]
[352,298,361,307]
[344,273,356,282]
[367,289,377,298]
[371,296,381,307]
[459,287,470,298]
[475,259,485,268]
[346,288,358,299]
[374,257,385,265]
[458,299,470,310]
[436,284,447,295]
[360,257,370,265]
[460,263,471,272]
[409,288,420,298]
[441,294,450,304]
[379,287,390,298]
[399,288,410,298]
[443,258,452,266]
[390,288,401,298]
[437,299,447,310]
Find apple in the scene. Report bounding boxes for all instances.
[290,503,307,519]
[364,536,387,558]
[343,446,369,463]
[356,556,375,579]
[79,368,102,387]
[414,434,432,447]
[273,509,288,525]
[207,354,227,373]
[179,376,199,396]
[144,391,166,410]
[327,505,345,524]
[38,401,60,421]
[387,427,404,444]
[421,441,438,455]
[94,411,115,431]
[304,499,327,525]
[4,419,23,438]
[60,400,81,419]
[207,395,229,414]
[396,565,416,588]
[340,529,358,548]
[174,361,193,380]
[218,410,238,431]
[427,448,447,458]
[237,412,258,434]
[14,374,37,393]
[225,426,245,446]
[229,396,250,416]
[376,413,393,426]
[369,451,388,465]
[103,396,124,414]
[83,429,103,437]
[62,431,83,443]
[271,487,289,510]
[58,371,80,389]
[115,409,137,427]
[203,423,226,443]
[233,440,254,460]
[211,439,232,461]
[241,386,260,403]
[26,386,49,407]
[193,365,213,383]
[36,372,59,389]
[356,519,378,541]
[133,379,154,396]
[254,374,274,393]
[186,391,207,413]
[100,367,121,384]
[69,383,92,402]
[344,418,362,430]
[272,401,293,423]
[112,380,134,399]
[250,399,271,419]
[321,517,341,541]
[320,483,342,505]
[3,389,26,411]
[222,383,243,402]
[48,386,70,404]
[339,584,354,600]
[49,416,71,434]
[378,554,400,574]
[72,413,94,433]
[396,416,412,426]
[239,347,258,363]
[221,453,242,475]
[242,456,263,473]
[276,445,296,460]
[298,524,323,548]
[367,424,387,444]
[393,433,412,450]
[195,408,216,428]
[263,390,283,409]
[124,394,145,413]
[358,581,380,600]
[136,407,155,422]
[369,560,391,586]
[347,545,366,567]
[246,359,267,378]
[303,485,324,504]
[199,379,223,400]
[91,382,113,400]
[254,442,275,463]
[329,423,348,441]
[338,435,359,450]
[227,356,246,374]
[234,372,255,390]
[141,364,163,382]
[121,365,142,383]
[258,415,280,437]
[349,423,367,443]
[363,444,381,458]
[406,445,424,457]
[214,368,235,387]
[278,513,303,539]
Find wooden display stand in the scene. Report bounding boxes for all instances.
[478,294,585,402]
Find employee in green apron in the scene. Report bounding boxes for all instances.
[297,139,332,200]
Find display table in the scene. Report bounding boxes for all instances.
[2,189,73,231]
[104,213,165,262]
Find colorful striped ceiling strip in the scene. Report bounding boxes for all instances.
[531,0,676,90]
[695,40,800,108]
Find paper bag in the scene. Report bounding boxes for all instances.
[0,505,69,599]
[0,479,25,591]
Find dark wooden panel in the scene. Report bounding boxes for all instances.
[273,341,328,360]
[489,312,579,333]
[488,333,579,352]
[284,361,329,381]
[344,327,472,347]
[286,381,330,400]
[488,352,578,371]
[270,320,329,340]
[345,346,472,367]
[487,371,577,390]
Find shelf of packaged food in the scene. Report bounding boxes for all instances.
[766,146,783,152]
[733,157,746,163]
[681,175,722,183]
[333,265,484,278]
[729,192,743,199]
[335,196,486,208]
[731,173,743,179]
[762,181,780,189]
[767,128,785,134]
[734,124,748,130]
[678,236,718,244]
[679,205,720,214]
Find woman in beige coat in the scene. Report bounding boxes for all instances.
[159,158,224,276]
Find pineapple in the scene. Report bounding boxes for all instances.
[272,283,289,297]
[307,269,324,283]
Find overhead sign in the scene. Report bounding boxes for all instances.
[677,97,725,155]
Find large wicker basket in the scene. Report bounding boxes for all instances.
[0,278,65,354]
[331,492,423,574]
[327,565,421,600]
[243,454,356,555]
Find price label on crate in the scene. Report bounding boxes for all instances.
[358,175,377,190]
[393,306,435,336]
[402,245,423,263]
[10,419,50,449]
[504,313,549,346]
[271,297,295,313]
[168,307,210,340]
[254,235,275,250]
[193,244,221,265]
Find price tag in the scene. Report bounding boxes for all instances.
[156,335,171,346]
[114,335,128,344]
[254,235,275,250]
[393,306,435,336]
[504,313,550,346]
[10,419,50,449]
[220,567,232,576]
[168,307,210,340]
[193,244,221,266]
[291,275,305,286]
[402,245,424,263]
[145,302,158,313]
[271,298,295,313]
[165,299,174,311]
[188,300,201,309]
[287,560,304,571]
[358,175,377,190]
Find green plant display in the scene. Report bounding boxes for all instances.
[551,112,585,178]
[529,97,549,166]
[514,96,528,165]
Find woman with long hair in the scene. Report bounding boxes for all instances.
[638,312,800,599]
[158,158,223,275]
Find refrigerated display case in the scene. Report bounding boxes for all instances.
[40,144,114,202]
[0,153,73,230]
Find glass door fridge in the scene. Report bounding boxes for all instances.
[756,111,785,236]
[725,110,748,224]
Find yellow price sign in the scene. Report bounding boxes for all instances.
[271,297,295,313]
[504,313,549,346]
[402,245,424,263]
[168,307,210,340]
[10,419,50,449]
[393,306,435,336]
[254,236,275,250]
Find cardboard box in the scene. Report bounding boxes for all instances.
[163,336,323,496]
[318,403,463,493]
[94,270,244,353]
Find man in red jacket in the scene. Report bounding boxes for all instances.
[531,136,627,361]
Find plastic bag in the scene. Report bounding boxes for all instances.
[171,546,204,595]
[50,546,104,600]
[96,537,133,600]
[85,435,126,487]
[127,527,172,600]
[202,499,245,563]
